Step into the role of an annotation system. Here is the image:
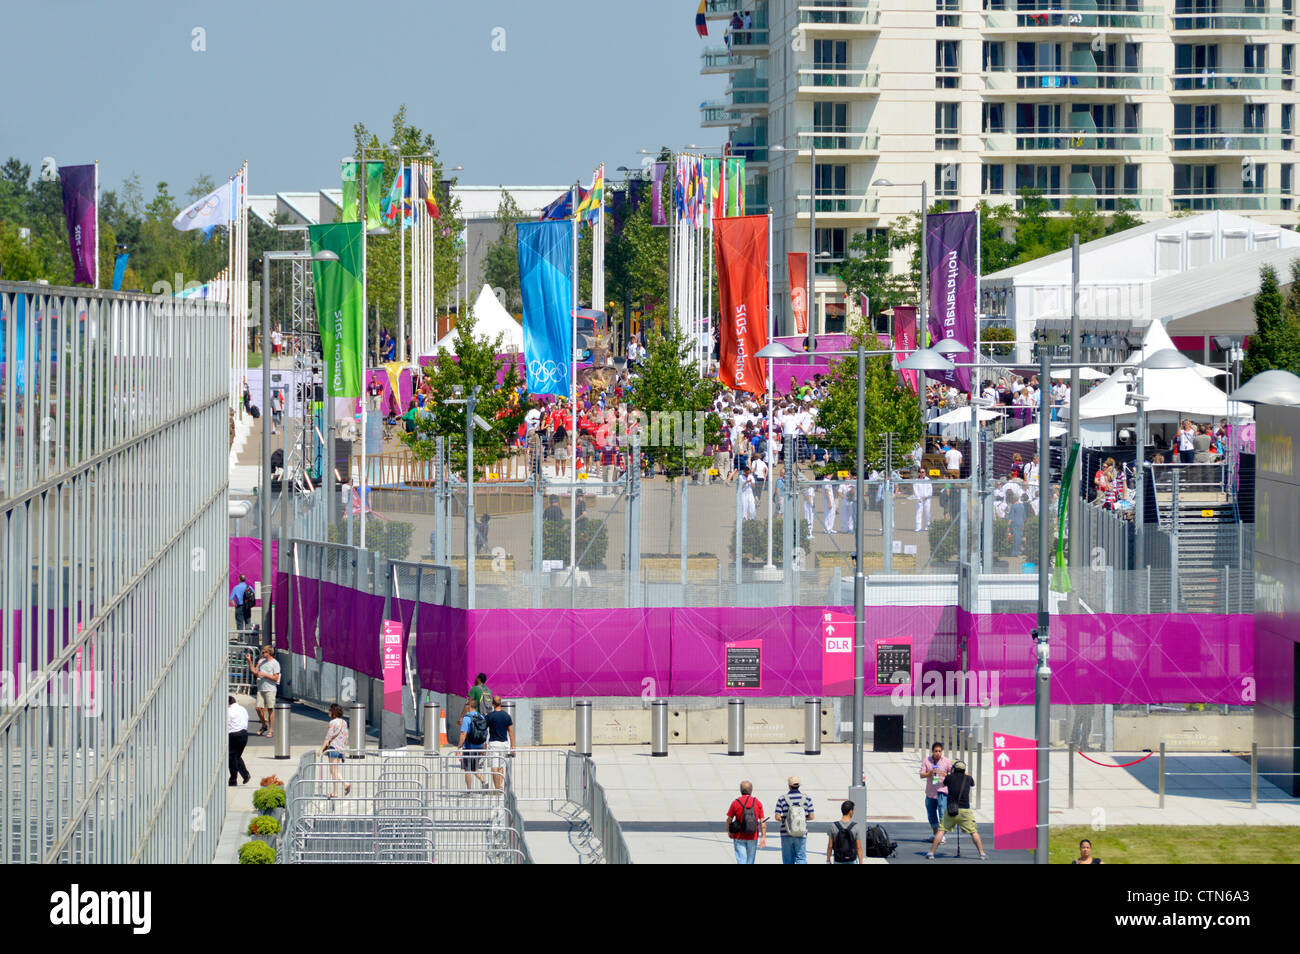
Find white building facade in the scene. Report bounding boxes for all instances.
[699,0,1300,336]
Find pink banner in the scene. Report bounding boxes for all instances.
[893,305,918,392]
[382,619,403,715]
[229,537,278,608]
[821,611,854,695]
[992,732,1036,850]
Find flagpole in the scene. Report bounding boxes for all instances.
[765,206,775,569]
[569,182,579,592]
[360,156,369,550]
[93,160,100,289]
[399,156,407,364]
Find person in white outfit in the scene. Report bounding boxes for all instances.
[740,467,757,521]
[839,481,855,534]
[913,469,934,532]
[804,486,815,539]
[823,476,838,534]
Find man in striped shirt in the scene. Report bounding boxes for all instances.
[773,775,815,864]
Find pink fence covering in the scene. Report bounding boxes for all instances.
[229,537,277,608]
[275,576,1254,704]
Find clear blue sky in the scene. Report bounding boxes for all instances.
[2,0,725,196]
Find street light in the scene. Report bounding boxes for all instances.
[260,248,338,636]
[444,386,492,608]
[772,141,817,361]
[873,178,932,419]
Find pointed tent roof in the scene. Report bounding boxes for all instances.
[1071,321,1251,421]
[434,285,523,355]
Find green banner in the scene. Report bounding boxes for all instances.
[1053,440,1080,591]
[727,157,746,216]
[340,160,385,229]
[310,222,364,398]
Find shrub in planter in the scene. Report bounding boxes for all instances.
[927,518,960,563]
[248,815,282,837]
[252,785,286,813]
[729,516,807,566]
[328,517,412,561]
[541,516,609,569]
[239,840,276,865]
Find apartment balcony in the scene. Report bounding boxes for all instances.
[795,126,880,155]
[701,99,741,128]
[796,67,880,95]
[982,66,1163,93]
[1003,190,1163,211]
[982,128,1163,153]
[1172,190,1287,211]
[725,84,770,111]
[795,193,879,220]
[1173,4,1296,33]
[703,0,745,17]
[701,45,751,74]
[814,256,847,277]
[984,5,1161,33]
[1171,70,1292,92]
[1171,128,1294,151]
[797,1,881,33]
[731,142,769,164]
[730,29,771,51]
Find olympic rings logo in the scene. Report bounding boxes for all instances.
[528,359,565,389]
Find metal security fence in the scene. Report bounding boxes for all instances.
[1,283,230,863]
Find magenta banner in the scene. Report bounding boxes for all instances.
[651,162,667,226]
[993,732,1037,850]
[60,164,97,286]
[229,537,277,607]
[925,211,978,393]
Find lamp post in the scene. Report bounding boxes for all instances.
[872,178,930,424]
[771,141,818,358]
[260,248,338,636]
[444,386,491,609]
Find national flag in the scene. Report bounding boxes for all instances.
[341,160,385,229]
[696,0,708,36]
[381,168,413,227]
[539,191,573,220]
[172,176,235,232]
[417,171,440,219]
[575,167,604,224]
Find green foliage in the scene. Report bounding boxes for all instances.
[238,840,276,864]
[1243,261,1300,381]
[980,325,1016,357]
[625,325,724,475]
[607,174,670,316]
[815,324,922,475]
[481,189,526,311]
[927,517,960,563]
[399,306,527,476]
[837,231,910,324]
[729,515,802,565]
[329,517,412,561]
[248,815,282,836]
[252,785,285,813]
[542,514,609,569]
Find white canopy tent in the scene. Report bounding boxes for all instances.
[996,421,1067,443]
[434,284,523,355]
[1061,320,1251,444]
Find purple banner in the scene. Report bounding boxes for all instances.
[925,210,978,393]
[60,164,97,286]
[650,162,667,227]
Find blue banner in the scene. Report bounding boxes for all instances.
[112,253,129,291]
[516,220,573,397]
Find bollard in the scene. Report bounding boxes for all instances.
[574,700,593,756]
[273,702,291,760]
[1158,741,1166,808]
[650,699,669,757]
[1250,741,1258,809]
[423,700,439,754]
[727,699,745,756]
[348,702,366,759]
[502,699,517,733]
[804,698,822,755]
[1068,743,1075,809]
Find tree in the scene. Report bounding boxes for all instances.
[837,230,910,325]
[625,323,724,475]
[1243,261,1300,381]
[814,320,922,476]
[399,305,526,477]
[481,189,525,311]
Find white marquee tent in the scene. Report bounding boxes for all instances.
[434,284,523,354]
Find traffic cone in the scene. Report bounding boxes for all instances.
[439,708,448,745]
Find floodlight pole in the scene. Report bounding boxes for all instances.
[1068,234,1081,601]
[1034,341,1051,866]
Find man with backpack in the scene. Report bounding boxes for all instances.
[230,574,255,631]
[458,699,490,789]
[469,673,493,716]
[774,775,815,864]
[725,780,767,864]
[826,800,864,864]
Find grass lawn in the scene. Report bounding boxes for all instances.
[247,350,263,369]
[1050,826,1299,864]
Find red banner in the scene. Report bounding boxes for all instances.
[893,304,918,392]
[714,215,769,395]
[788,252,808,335]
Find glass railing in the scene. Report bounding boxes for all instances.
[1173,11,1294,30]
[730,29,771,46]
[1010,191,1163,211]
[701,100,740,125]
[795,193,879,215]
[1171,191,1286,210]
[701,46,749,71]
[731,143,769,163]
[814,256,847,276]
[1172,71,1289,90]
[983,129,1163,151]
[727,85,769,105]
[798,1,881,28]
[1171,128,1292,150]
[796,126,879,150]
[797,67,880,89]
[989,65,1164,90]
[985,8,1161,29]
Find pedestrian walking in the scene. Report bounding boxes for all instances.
[726,780,767,864]
[913,469,934,532]
[822,476,838,534]
[458,700,489,789]
[826,800,864,864]
[229,574,254,631]
[227,695,251,786]
[928,760,986,860]
[485,695,516,791]
[921,741,952,845]
[469,672,494,716]
[774,775,815,864]
[318,702,350,798]
[246,645,280,738]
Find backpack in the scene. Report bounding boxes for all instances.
[864,824,897,858]
[832,822,858,863]
[729,796,759,836]
[465,711,489,746]
[947,774,971,815]
[784,795,808,838]
[242,585,256,610]
[475,687,493,715]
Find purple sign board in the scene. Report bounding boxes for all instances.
[925,210,978,393]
